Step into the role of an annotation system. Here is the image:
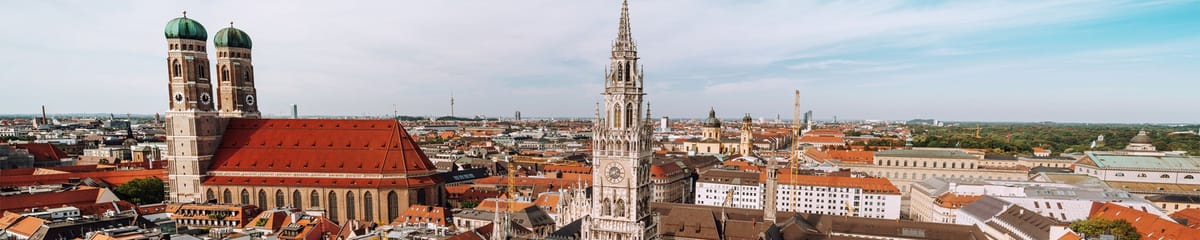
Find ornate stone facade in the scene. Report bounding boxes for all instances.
[582,0,657,239]
[164,13,222,204]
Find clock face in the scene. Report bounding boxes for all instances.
[606,163,624,183]
[173,93,184,103]
[200,93,212,104]
[245,95,256,106]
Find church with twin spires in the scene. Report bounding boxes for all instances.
[162,12,442,225]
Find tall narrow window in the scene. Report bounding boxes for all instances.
[328,191,339,222]
[258,190,267,208]
[241,189,250,204]
[223,189,232,204]
[293,190,302,208]
[625,103,633,128]
[275,190,285,207]
[206,189,215,202]
[173,60,181,77]
[221,66,230,82]
[613,104,622,128]
[388,191,400,221]
[346,192,357,220]
[363,192,374,221]
[310,191,320,208]
[198,64,207,78]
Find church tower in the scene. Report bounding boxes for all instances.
[164,12,222,203]
[701,109,722,140]
[214,23,260,118]
[584,0,657,239]
[739,114,753,156]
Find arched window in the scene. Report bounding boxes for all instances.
[243,71,251,82]
[346,192,357,220]
[173,60,181,77]
[1162,174,1171,179]
[1186,175,1195,180]
[328,191,339,222]
[388,191,400,221]
[613,104,622,128]
[198,64,207,78]
[1115,172,1125,177]
[624,61,632,86]
[258,190,267,208]
[206,189,215,202]
[615,199,626,217]
[223,189,233,204]
[293,190,302,208]
[310,191,320,208]
[221,66,230,82]
[275,190,285,207]
[241,189,250,204]
[363,192,374,221]
[601,198,611,216]
[625,103,633,127]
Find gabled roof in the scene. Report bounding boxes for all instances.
[12,143,69,161]
[1089,202,1200,239]
[209,119,436,174]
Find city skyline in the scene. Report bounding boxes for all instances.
[2,1,1199,123]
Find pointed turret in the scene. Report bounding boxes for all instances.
[613,0,637,52]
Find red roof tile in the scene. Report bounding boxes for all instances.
[0,188,105,213]
[209,119,436,174]
[1089,202,1200,239]
[12,143,69,161]
[201,176,439,188]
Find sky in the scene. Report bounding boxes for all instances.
[1,1,1198,123]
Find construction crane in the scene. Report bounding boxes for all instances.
[966,124,982,139]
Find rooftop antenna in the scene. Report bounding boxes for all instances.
[450,91,455,118]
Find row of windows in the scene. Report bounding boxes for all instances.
[218,51,251,58]
[880,159,975,169]
[205,188,404,223]
[1112,172,1195,179]
[170,43,206,52]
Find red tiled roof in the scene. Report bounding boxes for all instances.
[202,176,439,188]
[798,136,845,143]
[534,194,561,214]
[761,172,900,194]
[6,215,44,237]
[544,165,592,174]
[826,150,875,164]
[12,143,69,161]
[0,169,165,188]
[1089,202,1200,239]
[209,119,436,174]
[395,205,451,227]
[1170,208,1200,230]
[0,188,105,213]
[650,162,684,178]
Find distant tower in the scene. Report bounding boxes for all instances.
[450,92,455,118]
[214,21,260,118]
[659,116,669,132]
[291,104,298,119]
[583,0,657,238]
[164,11,221,203]
[515,111,521,121]
[740,114,754,156]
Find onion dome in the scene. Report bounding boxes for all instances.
[703,108,721,128]
[742,113,753,123]
[214,23,253,49]
[164,12,207,41]
[1130,130,1152,144]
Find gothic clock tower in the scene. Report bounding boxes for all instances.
[583,0,657,239]
[163,12,222,203]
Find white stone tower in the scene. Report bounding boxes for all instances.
[214,22,260,118]
[164,12,222,203]
[583,0,657,239]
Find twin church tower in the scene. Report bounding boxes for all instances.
[163,12,259,203]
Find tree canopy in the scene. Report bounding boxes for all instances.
[114,177,166,205]
[1069,218,1141,240]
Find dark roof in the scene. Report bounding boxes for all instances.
[988,205,1058,240]
[652,202,987,240]
[960,196,1010,222]
[545,218,582,240]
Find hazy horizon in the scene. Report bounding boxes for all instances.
[2,1,1198,123]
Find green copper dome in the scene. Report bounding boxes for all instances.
[703,109,721,128]
[214,26,252,49]
[164,16,207,41]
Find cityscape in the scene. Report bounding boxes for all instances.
[2,1,1199,240]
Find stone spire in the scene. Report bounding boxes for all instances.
[613,0,637,52]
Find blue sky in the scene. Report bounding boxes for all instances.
[1,0,1198,123]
